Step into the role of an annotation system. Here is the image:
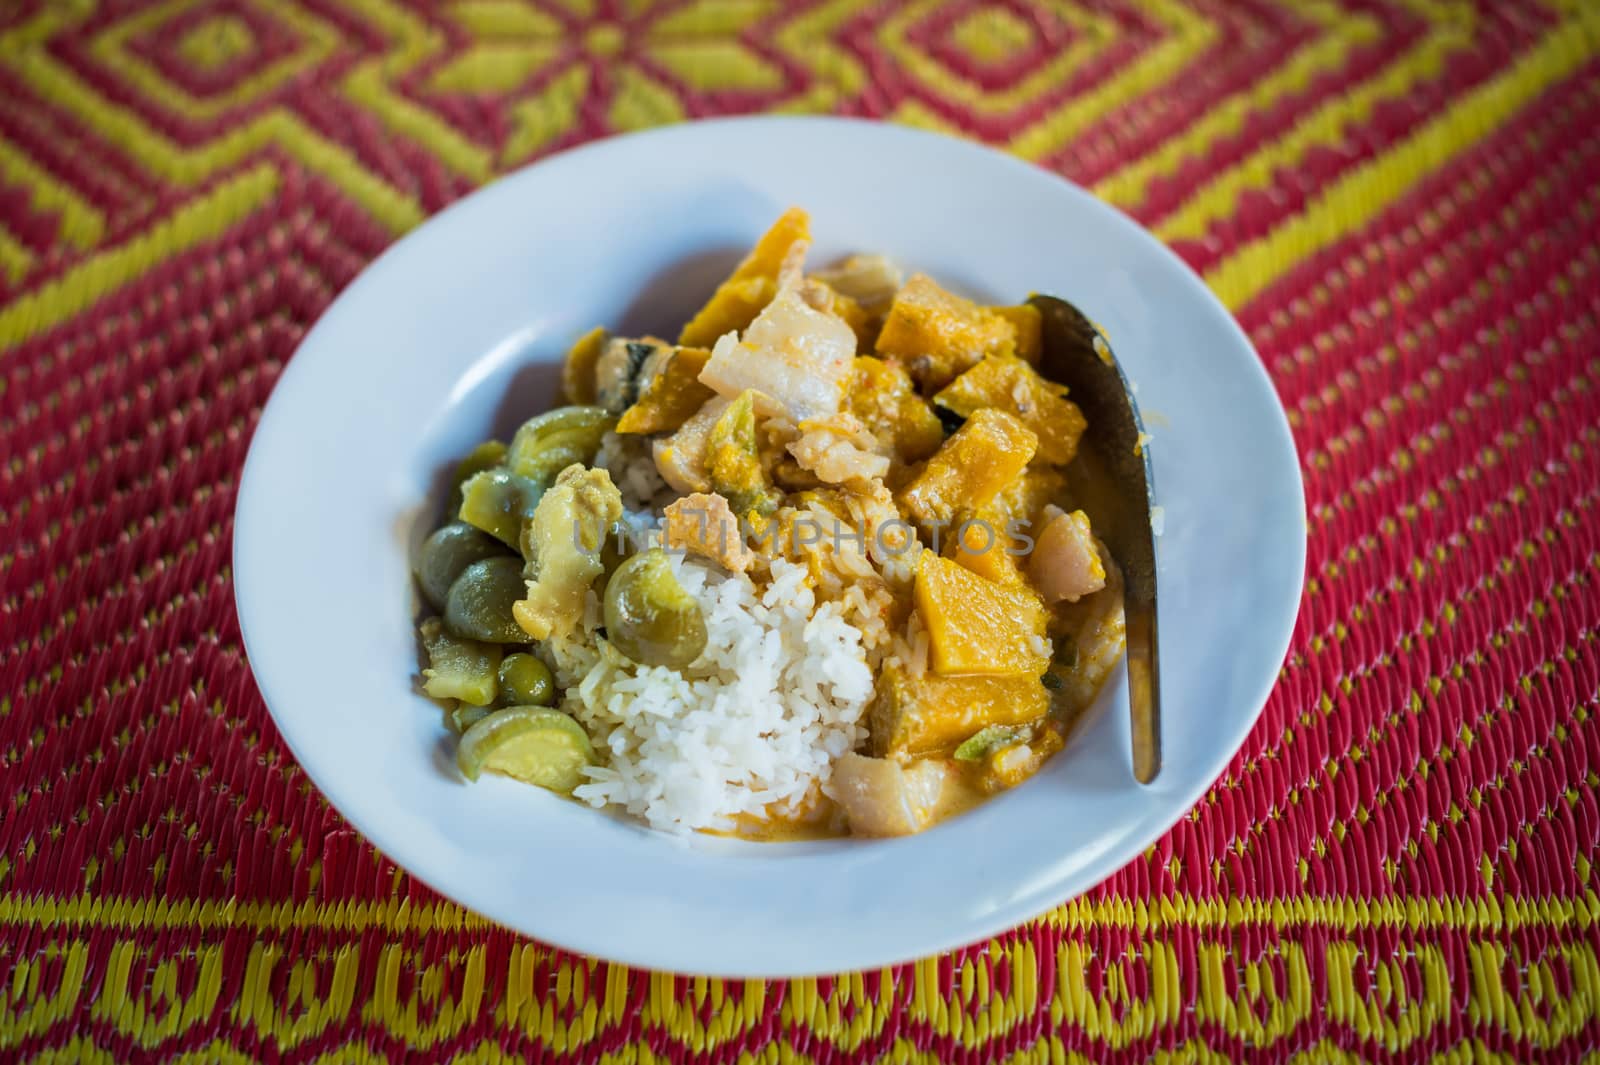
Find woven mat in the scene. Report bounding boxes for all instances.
[3,1,1599,1060]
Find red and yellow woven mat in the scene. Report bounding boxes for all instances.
[3,0,1600,1060]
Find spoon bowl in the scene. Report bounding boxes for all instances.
[1032,295,1162,783]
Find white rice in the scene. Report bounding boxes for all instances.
[548,553,874,834]
[594,431,668,512]
[890,609,930,678]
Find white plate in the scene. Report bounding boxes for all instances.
[234,116,1305,977]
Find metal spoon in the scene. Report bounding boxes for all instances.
[1030,295,1162,784]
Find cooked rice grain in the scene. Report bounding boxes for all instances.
[555,556,873,833]
[595,431,668,512]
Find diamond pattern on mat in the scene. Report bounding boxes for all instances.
[2,0,1599,1060]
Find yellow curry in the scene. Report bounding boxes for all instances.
[414,209,1126,839]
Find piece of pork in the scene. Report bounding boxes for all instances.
[1027,505,1107,604]
[825,753,949,837]
[662,492,752,573]
[811,254,903,312]
[698,266,855,423]
[786,412,890,485]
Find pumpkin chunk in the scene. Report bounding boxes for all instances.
[914,553,1050,676]
[560,326,606,405]
[946,516,1017,584]
[848,356,944,465]
[934,355,1087,465]
[875,274,1017,391]
[868,663,1049,757]
[616,346,714,434]
[899,408,1036,527]
[945,467,1067,583]
[679,208,811,347]
[990,304,1042,363]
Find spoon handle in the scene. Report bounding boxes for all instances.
[1126,588,1162,784]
